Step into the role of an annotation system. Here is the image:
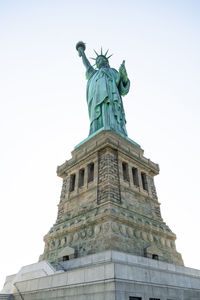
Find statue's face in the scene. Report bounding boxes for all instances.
[96,56,109,68]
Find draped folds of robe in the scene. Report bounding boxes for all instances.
[86,66,130,136]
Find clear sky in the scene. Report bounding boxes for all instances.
[0,0,200,289]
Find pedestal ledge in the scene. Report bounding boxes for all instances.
[4,251,200,299]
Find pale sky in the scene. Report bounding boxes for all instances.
[0,0,200,289]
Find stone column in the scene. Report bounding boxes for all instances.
[97,147,121,204]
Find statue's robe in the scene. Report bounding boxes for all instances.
[86,67,130,136]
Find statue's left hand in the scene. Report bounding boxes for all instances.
[119,60,128,83]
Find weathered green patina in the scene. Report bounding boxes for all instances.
[76,41,130,137]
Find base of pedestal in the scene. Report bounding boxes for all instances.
[3,251,200,300]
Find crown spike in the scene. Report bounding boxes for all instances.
[101,47,103,55]
[90,57,96,61]
[93,49,99,56]
[107,54,113,59]
[104,49,109,57]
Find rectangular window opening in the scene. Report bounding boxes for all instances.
[149,298,160,300]
[129,297,142,300]
[70,174,76,192]
[88,162,94,183]
[122,162,129,181]
[63,255,69,261]
[152,254,159,260]
[141,172,148,191]
[132,167,139,186]
[78,168,85,188]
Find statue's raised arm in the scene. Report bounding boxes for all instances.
[76,41,130,137]
[76,41,92,71]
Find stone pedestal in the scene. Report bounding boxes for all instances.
[39,130,183,266]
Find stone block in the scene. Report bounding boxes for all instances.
[67,268,85,285]
[84,265,105,283]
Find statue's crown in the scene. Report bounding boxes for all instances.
[91,47,113,65]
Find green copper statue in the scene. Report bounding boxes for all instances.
[76,41,130,137]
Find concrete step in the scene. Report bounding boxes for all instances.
[0,295,14,300]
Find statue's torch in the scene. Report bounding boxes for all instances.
[76,41,86,57]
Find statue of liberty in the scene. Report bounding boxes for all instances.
[76,41,130,137]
